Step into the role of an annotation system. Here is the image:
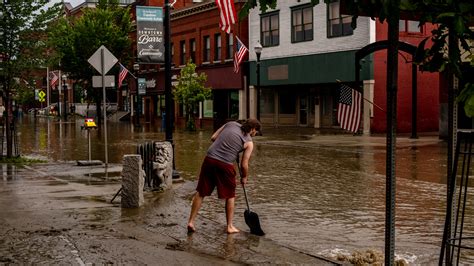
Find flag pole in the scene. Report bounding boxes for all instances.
[119,63,137,79]
[336,79,385,112]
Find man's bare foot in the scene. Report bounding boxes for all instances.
[226,226,240,234]
[187,224,196,233]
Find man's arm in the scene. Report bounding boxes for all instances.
[240,141,254,184]
[211,124,226,142]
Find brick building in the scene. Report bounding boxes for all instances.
[122,0,248,129]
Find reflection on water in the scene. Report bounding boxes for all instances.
[15,116,474,264]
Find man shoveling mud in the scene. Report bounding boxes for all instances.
[187,118,261,234]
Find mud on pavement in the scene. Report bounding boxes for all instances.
[0,162,337,265]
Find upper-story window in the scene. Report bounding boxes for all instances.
[203,36,210,62]
[214,33,222,61]
[226,33,233,59]
[190,39,196,63]
[261,11,279,47]
[291,5,313,43]
[180,40,186,65]
[327,0,353,38]
[399,20,422,33]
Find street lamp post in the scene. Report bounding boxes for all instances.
[254,41,262,121]
[133,63,140,128]
[61,74,67,121]
[164,0,179,178]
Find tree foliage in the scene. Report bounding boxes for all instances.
[0,0,61,157]
[241,0,474,116]
[0,0,61,99]
[48,0,132,121]
[173,61,211,131]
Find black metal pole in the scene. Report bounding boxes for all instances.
[135,72,140,128]
[164,0,179,178]
[410,63,418,139]
[164,0,172,141]
[63,82,67,121]
[385,1,400,264]
[256,53,261,120]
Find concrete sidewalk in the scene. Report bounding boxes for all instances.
[0,162,339,265]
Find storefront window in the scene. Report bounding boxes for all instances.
[229,91,239,119]
[203,99,213,118]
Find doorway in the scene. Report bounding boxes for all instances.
[299,95,308,126]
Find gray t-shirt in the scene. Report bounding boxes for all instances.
[207,121,252,164]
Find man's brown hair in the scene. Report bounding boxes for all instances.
[241,118,261,134]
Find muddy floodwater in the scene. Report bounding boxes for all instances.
[12,116,474,264]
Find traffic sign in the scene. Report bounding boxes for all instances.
[92,75,115,88]
[38,90,46,102]
[138,78,146,95]
[87,45,118,75]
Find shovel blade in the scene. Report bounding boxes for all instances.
[244,209,265,236]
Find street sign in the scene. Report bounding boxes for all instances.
[87,45,118,75]
[92,75,115,88]
[38,90,46,102]
[138,78,146,95]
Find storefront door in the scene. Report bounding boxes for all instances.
[299,95,308,126]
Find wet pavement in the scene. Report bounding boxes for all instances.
[0,162,337,265]
[0,116,464,264]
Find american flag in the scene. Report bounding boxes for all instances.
[49,71,58,88]
[234,37,248,73]
[215,0,236,34]
[118,63,129,88]
[337,84,361,133]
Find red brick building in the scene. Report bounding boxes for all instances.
[123,0,248,129]
[371,20,440,133]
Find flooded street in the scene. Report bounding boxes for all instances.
[12,116,463,264]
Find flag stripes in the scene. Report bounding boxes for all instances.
[234,37,248,73]
[118,63,129,88]
[337,84,361,133]
[216,0,236,34]
[49,71,58,88]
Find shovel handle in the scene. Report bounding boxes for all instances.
[236,159,251,211]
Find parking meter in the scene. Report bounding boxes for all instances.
[82,118,97,162]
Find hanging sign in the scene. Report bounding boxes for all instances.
[136,6,164,63]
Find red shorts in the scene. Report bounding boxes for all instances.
[196,156,236,199]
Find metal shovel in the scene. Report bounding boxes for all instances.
[237,159,265,236]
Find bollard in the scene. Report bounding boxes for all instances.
[153,141,173,189]
[121,154,145,208]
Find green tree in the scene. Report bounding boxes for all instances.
[0,0,61,157]
[48,0,132,123]
[173,61,211,131]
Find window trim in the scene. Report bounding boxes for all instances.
[226,33,233,60]
[190,38,196,63]
[399,20,423,34]
[260,11,280,47]
[291,4,313,43]
[327,0,353,38]
[179,40,186,66]
[214,33,222,62]
[203,35,210,63]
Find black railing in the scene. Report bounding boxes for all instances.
[440,129,474,265]
[0,117,19,158]
[137,142,158,189]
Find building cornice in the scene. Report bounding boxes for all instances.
[171,1,216,20]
